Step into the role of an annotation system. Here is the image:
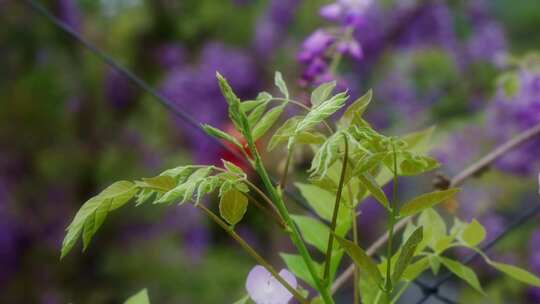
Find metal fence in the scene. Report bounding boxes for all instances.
[23,1,540,303]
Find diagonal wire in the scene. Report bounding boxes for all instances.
[414,203,540,304]
[22,0,317,217]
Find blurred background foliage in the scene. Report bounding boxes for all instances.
[2,0,540,303]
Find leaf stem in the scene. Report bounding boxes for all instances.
[349,184,360,304]
[245,192,287,229]
[245,138,335,303]
[323,133,349,283]
[197,204,308,304]
[384,142,399,299]
[280,144,295,189]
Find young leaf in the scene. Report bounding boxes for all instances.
[418,209,447,251]
[61,181,138,258]
[357,173,389,209]
[340,89,372,126]
[157,167,213,204]
[439,257,484,294]
[136,175,176,192]
[241,92,272,112]
[202,124,243,149]
[487,260,540,287]
[124,289,150,304]
[428,255,441,275]
[335,235,383,286]
[216,72,250,136]
[219,188,248,226]
[401,257,430,281]
[392,227,423,283]
[399,188,460,217]
[268,116,301,151]
[252,104,286,141]
[461,219,486,247]
[222,160,245,176]
[248,102,269,127]
[311,80,336,107]
[295,92,347,135]
[274,71,289,99]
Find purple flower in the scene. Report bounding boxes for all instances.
[159,42,258,164]
[320,0,373,25]
[253,0,300,57]
[297,30,335,63]
[488,67,540,175]
[245,265,297,304]
[466,21,507,65]
[152,43,186,71]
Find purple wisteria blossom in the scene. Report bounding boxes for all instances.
[253,0,300,57]
[246,265,297,304]
[488,66,540,175]
[159,42,258,164]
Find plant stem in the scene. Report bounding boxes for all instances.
[349,184,360,304]
[243,179,286,226]
[245,192,286,229]
[244,132,334,303]
[384,143,399,300]
[323,134,349,283]
[197,204,308,304]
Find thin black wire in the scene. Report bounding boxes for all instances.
[414,203,540,304]
[22,0,317,217]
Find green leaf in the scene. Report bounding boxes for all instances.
[311,80,336,107]
[274,71,289,99]
[392,227,423,283]
[219,188,248,226]
[352,152,387,175]
[429,255,441,275]
[202,124,243,149]
[399,188,459,217]
[61,181,138,258]
[461,219,486,247]
[401,257,430,281]
[248,102,269,127]
[157,167,213,204]
[418,209,447,251]
[222,160,245,176]
[268,116,301,151]
[292,214,331,253]
[487,260,540,287]
[124,289,150,304]
[136,175,176,192]
[216,72,250,136]
[295,92,347,135]
[309,133,341,178]
[335,235,383,286]
[241,92,272,112]
[359,273,387,304]
[357,173,389,209]
[340,89,372,126]
[280,253,321,289]
[439,257,484,294]
[294,183,350,223]
[297,132,326,145]
[252,104,286,140]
